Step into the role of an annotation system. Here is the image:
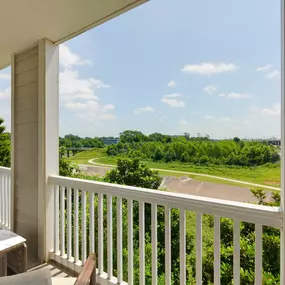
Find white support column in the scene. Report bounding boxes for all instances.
[38,39,59,263]
[281,0,285,284]
[11,39,59,266]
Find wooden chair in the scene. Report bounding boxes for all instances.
[52,253,96,285]
[75,253,96,285]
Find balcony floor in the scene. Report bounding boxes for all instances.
[29,260,77,278]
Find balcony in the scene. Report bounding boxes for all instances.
[0,166,282,284]
[0,0,284,284]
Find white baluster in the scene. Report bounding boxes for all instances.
[98,193,104,275]
[90,192,95,253]
[152,204,157,285]
[3,174,6,226]
[60,186,65,256]
[107,195,113,279]
[82,190,87,264]
[196,213,202,285]
[54,185,59,253]
[67,187,72,260]
[6,174,9,228]
[214,216,220,285]
[233,220,240,284]
[128,199,133,285]
[139,201,145,285]
[117,197,123,284]
[255,224,263,285]
[8,175,11,229]
[180,210,186,285]
[165,206,171,285]
[74,189,79,263]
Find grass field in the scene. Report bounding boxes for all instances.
[68,148,281,189]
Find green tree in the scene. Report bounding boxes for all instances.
[181,151,190,162]
[153,148,164,161]
[119,130,147,143]
[104,158,162,189]
[0,118,11,167]
[233,137,241,143]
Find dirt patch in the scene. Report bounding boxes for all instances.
[264,180,280,186]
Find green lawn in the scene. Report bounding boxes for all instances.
[146,161,280,187]
[68,149,281,189]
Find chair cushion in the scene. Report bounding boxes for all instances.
[51,277,76,285]
[0,267,51,285]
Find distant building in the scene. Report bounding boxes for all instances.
[267,139,281,146]
[101,138,119,145]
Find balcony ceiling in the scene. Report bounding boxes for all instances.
[0,0,147,70]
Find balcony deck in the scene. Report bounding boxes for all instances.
[29,260,76,278]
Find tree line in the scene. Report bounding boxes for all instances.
[59,134,105,148]
[106,130,280,167]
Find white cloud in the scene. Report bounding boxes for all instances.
[168,80,176,88]
[60,69,99,101]
[134,106,155,115]
[59,44,92,68]
[256,64,272,72]
[266,70,280,79]
[0,87,11,99]
[89,79,110,89]
[181,62,237,75]
[161,94,185,108]
[261,104,280,116]
[219,92,249,99]
[59,45,115,122]
[204,85,217,95]
[60,63,110,102]
[0,73,10,80]
[204,115,234,122]
[64,100,116,120]
[164,93,181,98]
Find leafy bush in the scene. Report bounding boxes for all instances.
[104,158,162,189]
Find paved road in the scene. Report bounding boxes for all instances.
[86,159,280,191]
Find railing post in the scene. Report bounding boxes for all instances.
[281,0,285,284]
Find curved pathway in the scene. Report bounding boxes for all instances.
[87,159,280,191]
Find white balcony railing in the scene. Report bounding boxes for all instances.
[48,175,282,285]
[0,166,12,229]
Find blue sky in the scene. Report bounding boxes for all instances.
[0,0,281,138]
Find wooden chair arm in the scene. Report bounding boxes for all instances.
[75,253,96,285]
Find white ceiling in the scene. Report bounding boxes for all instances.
[0,0,147,70]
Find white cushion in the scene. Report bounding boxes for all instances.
[0,268,51,285]
[51,277,76,285]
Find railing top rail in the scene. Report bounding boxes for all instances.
[49,175,282,229]
[0,166,11,174]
